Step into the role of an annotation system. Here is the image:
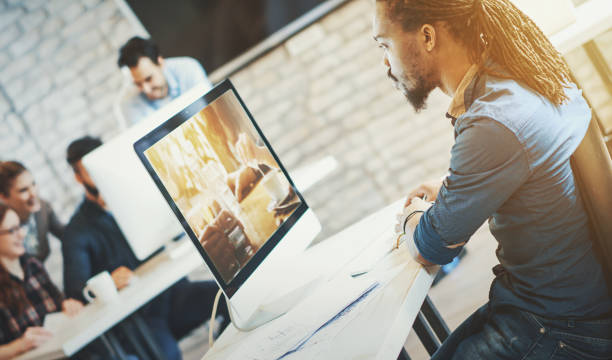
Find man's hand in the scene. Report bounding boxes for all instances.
[17,327,53,352]
[395,197,436,266]
[399,197,433,234]
[111,266,134,290]
[404,179,443,207]
[61,298,84,317]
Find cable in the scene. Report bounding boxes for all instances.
[209,288,223,348]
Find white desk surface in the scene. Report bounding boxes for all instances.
[15,159,334,360]
[202,200,437,360]
[199,2,612,359]
[16,243,203,360]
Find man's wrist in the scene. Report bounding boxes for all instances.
[402,210,424,233]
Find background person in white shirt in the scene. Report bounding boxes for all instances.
[116,36,212,126]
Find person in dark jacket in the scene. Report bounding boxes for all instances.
[62,136,229,360]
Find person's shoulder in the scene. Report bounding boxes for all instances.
[166,56,201,68]
[36,198,61,220]
[455,116,520,148]
[38,198,52,210]
[120,86,147,111]
[166,57,206,76]
[21,254,45,274]
[460,71,546,137]
[65,202,95,238]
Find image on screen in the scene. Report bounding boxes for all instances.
[144,90,301,283]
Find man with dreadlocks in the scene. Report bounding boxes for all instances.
[373,0,612,358]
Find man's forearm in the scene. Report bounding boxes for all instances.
[405,212,436,266]
[0,339,25,360]
[413,209,464,265]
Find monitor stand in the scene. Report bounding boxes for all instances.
[222,208,323,331]
[226,272,324,331]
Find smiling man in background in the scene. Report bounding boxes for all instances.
[117,36,213,126]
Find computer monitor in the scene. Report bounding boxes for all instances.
[81,84,216,260]
[134,79,321,330]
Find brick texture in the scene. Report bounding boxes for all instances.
[0,0,140,287]
[1,1,611,356]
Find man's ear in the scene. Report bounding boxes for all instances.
[420,24,436,52]
[157,56,165,68]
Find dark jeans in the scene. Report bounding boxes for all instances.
[432,303,612,360]
[140,278,229,360]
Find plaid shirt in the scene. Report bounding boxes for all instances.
[0,255,64,344]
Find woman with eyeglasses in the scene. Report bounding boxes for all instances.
[0,203,83,359]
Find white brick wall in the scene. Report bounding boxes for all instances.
[1,0,611,336]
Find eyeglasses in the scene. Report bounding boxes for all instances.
[0,224,27,236]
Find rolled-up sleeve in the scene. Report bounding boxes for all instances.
[414,117,530,265]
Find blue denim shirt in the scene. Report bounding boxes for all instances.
[120,56,212,126]
[414,64,612,319]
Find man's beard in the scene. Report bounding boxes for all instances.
[388,69,434,113]
[147,83,168,100]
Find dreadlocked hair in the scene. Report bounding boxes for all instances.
[378,0,572,105]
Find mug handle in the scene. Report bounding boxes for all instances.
[82,285,95,303]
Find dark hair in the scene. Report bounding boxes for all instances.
[66,136,103,167]
[0,203,10,228]
[0,161,27,197]
[0,203,29,313]
[377,0,572,105]
[117,36,161,68]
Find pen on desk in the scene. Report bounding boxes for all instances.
[350,242,397,278]
[350,270,369,278]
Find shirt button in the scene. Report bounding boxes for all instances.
[539,327,545,334]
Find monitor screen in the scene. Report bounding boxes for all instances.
[134,80,308,296]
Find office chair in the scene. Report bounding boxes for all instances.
[571,112,612,293]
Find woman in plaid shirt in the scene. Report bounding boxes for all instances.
[0,203,83,359]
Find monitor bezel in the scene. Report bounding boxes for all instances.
[134,79,309,297]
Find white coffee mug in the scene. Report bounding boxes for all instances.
[82,271,119,304]
[262,170,288,203]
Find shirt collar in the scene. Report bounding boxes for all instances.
[163,66,180,99]
[446,63,480,121]
[11,255,38,283]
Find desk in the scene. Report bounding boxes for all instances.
[199,2,612,358]
[15,246,203,360]
[202,200,440,359]
[14,157,337,360]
